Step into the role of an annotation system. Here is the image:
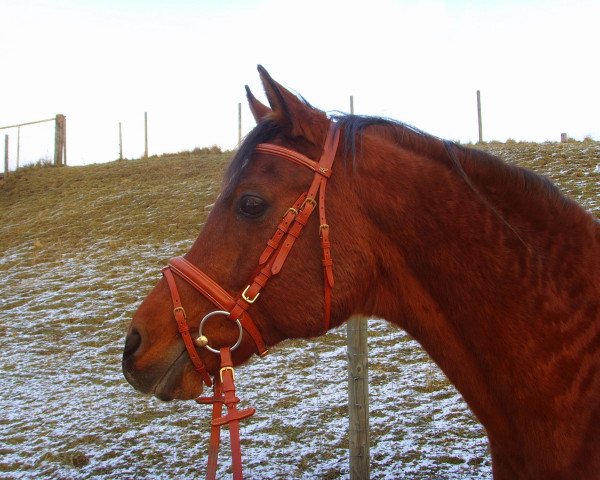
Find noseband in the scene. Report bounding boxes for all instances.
[159,123,340,478]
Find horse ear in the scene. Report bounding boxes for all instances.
[245,85,272,123]
[256,65,327,145]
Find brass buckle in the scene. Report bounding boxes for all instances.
[319,224,329,238]
[301,197,317,210]
[173,306,186,318]
[241,285,260,304]
[219,366,235,382]
[286,207,298,217]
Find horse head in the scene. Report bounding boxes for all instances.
[122,67,366,400]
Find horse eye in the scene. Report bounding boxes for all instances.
[238,195,268,219]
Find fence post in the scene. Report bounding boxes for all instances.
[347,315,370,479]
[346,94,370,480]
[54,114,66,166]
[64,116,67,166]
[119,122,123,160]
[17,126,20,169]
[144,112,148,158]
[4,134,8,177]
[476,90,483,143]
[1,117,59,168]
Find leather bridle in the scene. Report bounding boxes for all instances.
[160,122,340,479]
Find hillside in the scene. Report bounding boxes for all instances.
[0,151,230,263]
[1,140,598,263]
[0,140,598,479]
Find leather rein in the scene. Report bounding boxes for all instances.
[161,123,340,479]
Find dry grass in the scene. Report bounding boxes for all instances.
[473,140,600,214]
[0,151,230,264]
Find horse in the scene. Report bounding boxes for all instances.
[122,66,600,479]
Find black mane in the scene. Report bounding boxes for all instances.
[332,113,445,167]
[333,113,568,214]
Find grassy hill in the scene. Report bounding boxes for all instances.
[1,140,598,265]
[0,151,230,265]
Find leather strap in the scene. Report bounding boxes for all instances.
[196,348,255,480]
[196,379,224,480]
[162,267,213,386]
[254,144,319,172]
[229,125,340,336]
[316,126,340,332]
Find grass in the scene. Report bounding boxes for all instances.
[472,140,600,213]
[0,150,230,264]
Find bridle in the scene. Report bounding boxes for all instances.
[160,122,340,479]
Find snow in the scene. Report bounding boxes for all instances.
[0,243,492,479]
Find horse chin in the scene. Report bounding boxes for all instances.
[154,378,203,401]
[152,360,204,401]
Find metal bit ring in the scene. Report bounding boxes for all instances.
[198,310,243,354]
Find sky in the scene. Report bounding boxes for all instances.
[1,0,599,167]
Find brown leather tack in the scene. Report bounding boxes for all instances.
[161,122,340,479]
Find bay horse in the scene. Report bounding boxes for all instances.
[123,66,600,479]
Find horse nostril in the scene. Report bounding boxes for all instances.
[124,329,142,358]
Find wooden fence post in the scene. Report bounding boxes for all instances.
[477,90,483,143]
[54,114,66,166]
[347,314,370,479]
[1,117,58,168]
[119,122,123,160]
[64,116,67,166]
[144,112,148,158]
[4,134,8,177]
[17,126,20,169]
[347,94,370,480]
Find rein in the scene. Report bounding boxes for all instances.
[161,123,340,479]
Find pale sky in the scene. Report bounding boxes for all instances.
[1,0,599,167]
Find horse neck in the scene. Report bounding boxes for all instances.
[340,139,600,472]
